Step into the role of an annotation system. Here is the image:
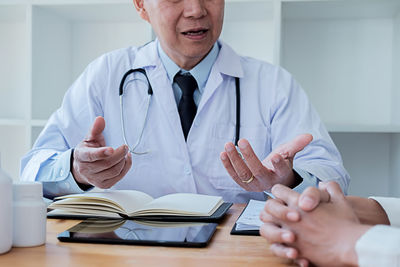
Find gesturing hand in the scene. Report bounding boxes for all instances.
[220,134,313,191]
[72,116,132,189]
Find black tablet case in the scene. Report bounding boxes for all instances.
[57,222,218,248]
[48,202,232,223]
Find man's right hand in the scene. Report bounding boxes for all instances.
[72,116,132,189]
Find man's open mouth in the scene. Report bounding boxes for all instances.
[182,29,208,36]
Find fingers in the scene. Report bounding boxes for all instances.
[223,142,252,181]
[90,145,129,172]
[76,146,114,162]
[94,155,126,178]
[271,184,300,207]
[295,258,310,267]
[275,134,313,159]
[237,139,270,177]
[73,145,132,188]
[87,116,106,141]
[263,198,300,222]
[96,153,132,189]
[269,153,290,177]
[260,221,296,244]
[298,186,330,211]
[220,151,242,182]
[323,181,345,203]
[268,243,298,260]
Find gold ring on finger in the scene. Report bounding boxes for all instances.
[241,174,254,184]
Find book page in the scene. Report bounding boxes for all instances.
[52,190,154,215]
[132,193,223,216]
[47,208,122,219]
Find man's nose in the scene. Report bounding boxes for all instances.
[183,0,207,18]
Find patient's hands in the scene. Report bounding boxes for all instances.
[260,182,371,266]
[72,116,132,189]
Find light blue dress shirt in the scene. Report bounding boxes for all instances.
[27,41,321,199]
[157,41,219,107]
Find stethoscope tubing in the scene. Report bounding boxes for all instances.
[119,68,240,154]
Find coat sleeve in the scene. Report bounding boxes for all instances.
[20,55,107,198]
[269,67,350,193]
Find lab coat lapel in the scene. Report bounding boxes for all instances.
[196,40,244,115]
[149,64,185,141]
[131,40,184,141]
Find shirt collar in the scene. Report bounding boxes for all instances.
[157,42,220,92]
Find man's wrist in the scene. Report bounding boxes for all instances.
[70,148,93,191]
[347,196,390,225]
[288,169,303,189]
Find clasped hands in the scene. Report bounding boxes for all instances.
[259,181,390,267]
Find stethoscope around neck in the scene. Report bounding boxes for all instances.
[119,68,240,154]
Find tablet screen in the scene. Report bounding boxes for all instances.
[58,219,218,247]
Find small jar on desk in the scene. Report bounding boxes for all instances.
[13,181,46,247]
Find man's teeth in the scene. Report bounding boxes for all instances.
[184,30,207,35]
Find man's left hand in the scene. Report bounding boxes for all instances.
[220,134,312,191]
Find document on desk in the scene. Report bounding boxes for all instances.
[230,199,265,235]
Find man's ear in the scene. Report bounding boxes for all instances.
[133,0,150,22]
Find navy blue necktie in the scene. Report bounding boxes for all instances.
[174,72,198,140]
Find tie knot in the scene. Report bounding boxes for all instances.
[174,72,198,97]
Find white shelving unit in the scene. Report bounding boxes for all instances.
[281,0,400,197]
[0,0,399,197]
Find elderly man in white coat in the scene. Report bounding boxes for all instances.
[21,0,349,202]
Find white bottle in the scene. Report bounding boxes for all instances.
[12,181,46,247]
[0,167,13,254]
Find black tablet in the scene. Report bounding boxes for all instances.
[58,219,217,248]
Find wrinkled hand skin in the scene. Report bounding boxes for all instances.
[220,134,313,191]
[72,116,132,189]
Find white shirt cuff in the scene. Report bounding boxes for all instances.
[369,197,400,227]
[355,225,400,267]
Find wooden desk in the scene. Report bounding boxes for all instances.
[0,204,294,266]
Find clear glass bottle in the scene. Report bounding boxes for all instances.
[13,181,46,247]
[0,163,13,254]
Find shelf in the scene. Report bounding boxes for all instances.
[0,119,29,126]
[31,119,47,126]
[222,0,278,64]
[282,0,400,128]
[283,0,400,20]
[0,5,29,120]
[31,3,152,120]
[327,124,400,133]
[0,125,29,180]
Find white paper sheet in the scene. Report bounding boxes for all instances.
[235,199,265,231]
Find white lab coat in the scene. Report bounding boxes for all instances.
[356,197,400,267]
[21,40,349,203]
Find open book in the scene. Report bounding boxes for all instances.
[48,190,232,222]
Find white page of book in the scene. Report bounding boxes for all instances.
[56,190,154,214]
[134,193,223,216]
